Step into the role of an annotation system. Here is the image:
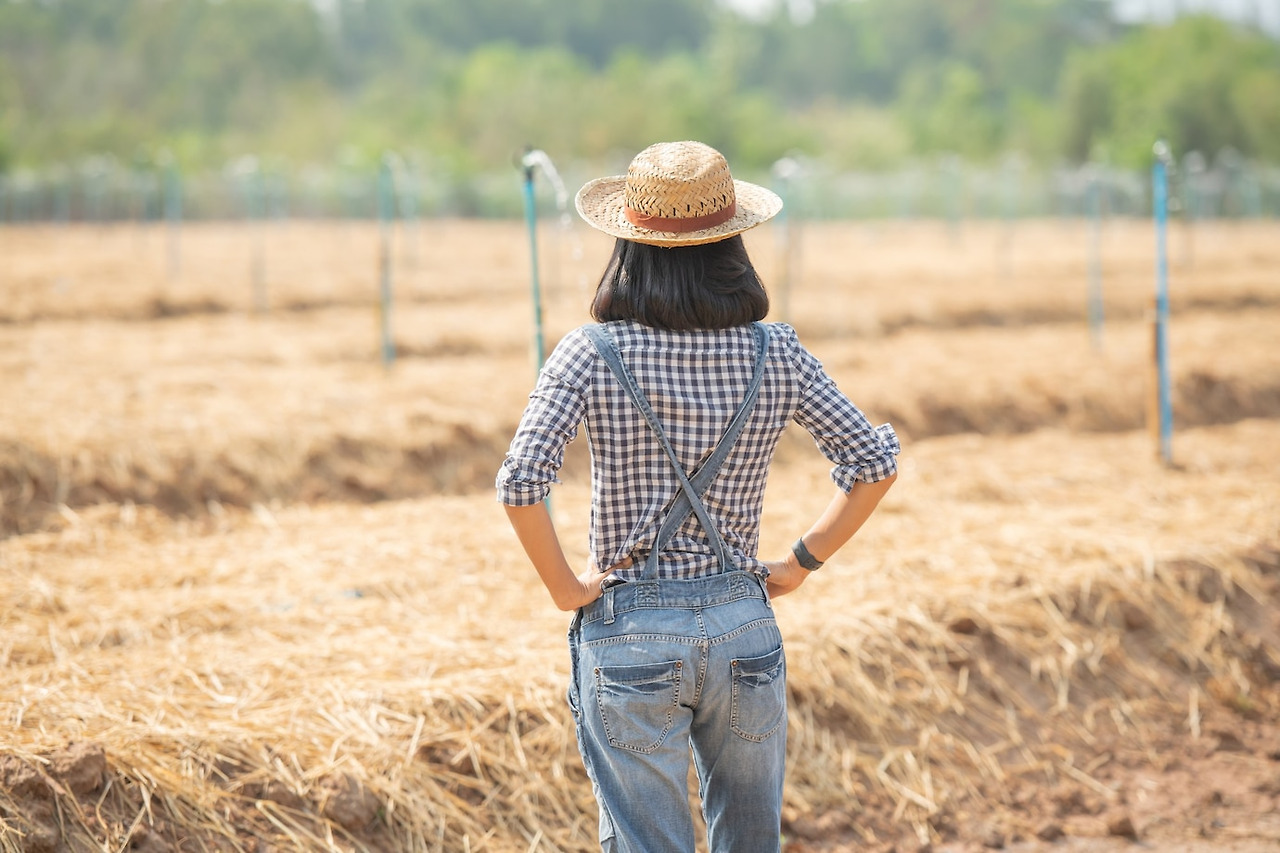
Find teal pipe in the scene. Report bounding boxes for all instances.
[1153,142,1174,466]
[522,151,547,375]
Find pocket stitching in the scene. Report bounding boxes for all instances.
[594,661,682,754]
[730,646,786,742]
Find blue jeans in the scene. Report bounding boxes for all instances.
[567,571,787,853]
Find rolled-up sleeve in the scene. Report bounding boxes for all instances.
[786,329,900,492]
[495,330,593,506]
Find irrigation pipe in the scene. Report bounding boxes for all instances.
[519,148,551,377]
[1151,140,1174,466]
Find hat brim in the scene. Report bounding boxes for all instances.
[574,176,783,247]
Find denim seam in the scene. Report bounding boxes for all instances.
[580,634,706,649]
[707,617,780,647]
[580,592,765,626]
[692,640,710,711]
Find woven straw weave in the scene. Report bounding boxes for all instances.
[576,141,782,247]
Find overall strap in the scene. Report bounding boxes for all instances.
[583,322,771,580]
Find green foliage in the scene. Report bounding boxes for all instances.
[0,0,1277,179]
[1058,15,1280,167]
[1233,68,1280,162]
[900,62,1001,160]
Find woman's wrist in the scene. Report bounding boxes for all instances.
[791,537,825,571]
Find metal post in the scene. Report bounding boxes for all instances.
[521,148,547,376]
[520,147,553,516]
[1152,141,1174,466]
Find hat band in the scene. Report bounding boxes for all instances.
[623,201,737,233]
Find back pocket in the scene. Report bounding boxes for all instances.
[594,660,682,754]
[730,645,786,741]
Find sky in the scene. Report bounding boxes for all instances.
[723,0,1280,34]
[1112,0,1279,31]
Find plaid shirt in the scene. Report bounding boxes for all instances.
[496,320,899,582]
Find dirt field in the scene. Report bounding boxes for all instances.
[1,218,1278,852]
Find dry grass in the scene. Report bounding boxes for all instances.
[1,219,1278,851]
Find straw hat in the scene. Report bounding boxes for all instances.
[575,141,782,247]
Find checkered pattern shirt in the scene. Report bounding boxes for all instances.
[496,320,899,582]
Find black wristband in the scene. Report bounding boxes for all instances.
[792,538,824,571]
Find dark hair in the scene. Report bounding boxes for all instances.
[589,235,769,331]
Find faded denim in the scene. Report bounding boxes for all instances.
[568,571,787,853]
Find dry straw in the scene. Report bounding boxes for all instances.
[3,432,1277,851]
[2,220,1278,850]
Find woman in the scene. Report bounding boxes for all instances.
[496,140,898,853]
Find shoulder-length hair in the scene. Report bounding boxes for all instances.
[589,236,769,331]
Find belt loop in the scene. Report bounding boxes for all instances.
[603,587,616,625]
[757,571,773,608]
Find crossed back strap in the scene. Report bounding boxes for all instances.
[582,322,771,579]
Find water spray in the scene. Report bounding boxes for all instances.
[521,147,583,295]
[519,147,557,377]
[1182,150,1205,269]
[771,156,803,325]
[519,147,567,515]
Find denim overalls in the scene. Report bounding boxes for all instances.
[567,323,787,853]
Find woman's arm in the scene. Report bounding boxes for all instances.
[764,472,897,598]
[503,502,622,611]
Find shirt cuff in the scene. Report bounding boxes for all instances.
[495,456,554,506]
[830,423,901,492]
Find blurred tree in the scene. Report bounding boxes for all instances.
[444,44,593,172]
[1058,15,1280,166]
[900,62,1001,160]
[1234,67,1280,162]
[0,0,1277,176]
[1059,50,1114,162]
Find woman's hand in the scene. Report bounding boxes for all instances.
[563,556,631,611]
[762,554,810,599]
[506,503,634,612]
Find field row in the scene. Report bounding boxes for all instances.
[4,420,1278,850]
[1,221,1276,328]
[2,220,1277,850]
